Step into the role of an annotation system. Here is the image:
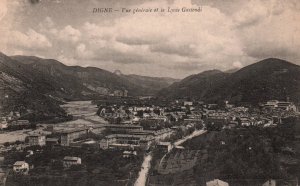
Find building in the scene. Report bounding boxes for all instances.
[0,120,8,130]
[264,100,297,111]
[123,150,137,158]
[99,135,117,149]
[46,138,59,146]
[113,89,128,97]
[28,135,46,146]
[13,161,29,174]
[99,134,154,150]
[63,156,82,168]
[129,128,175,142]
[104,124,143,133]
[54,128,88,146]
[184,101,193,106]
[239,117,252,127]
[262,179,276,186]
[10,120,30,126]
[206,179,229,186]
[206,113,230,129]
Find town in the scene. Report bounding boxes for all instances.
[0,95,299,186]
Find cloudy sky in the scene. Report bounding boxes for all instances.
[0,0,299,78]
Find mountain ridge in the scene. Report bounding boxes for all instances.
[158,58,300,104]
[0,52,179,121]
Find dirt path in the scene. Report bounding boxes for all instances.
[134,154,152,186]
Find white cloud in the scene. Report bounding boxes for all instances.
[57,55,77,66]
[75,43,94,59]
[9,29,52,50]
[233,0,268,28]
[74,0,245,74]
[2,0,300,78]
[234,0,300,61]
[0,0,7,22]
[233,61,243,68]
[58,25,81,43]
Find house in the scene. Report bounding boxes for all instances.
[0,120,8,130]
[99,135,117,149]
[113,89,128,97]
[184,101,193,106]
[239,117,252,126]
[262,179,276,186]
[13,161,29,174]
[63,156,81,168]
[46,138,59,146]
[123,150,137,158]
[206,179,229,186]
[28,135,46,146]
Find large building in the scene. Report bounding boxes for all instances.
[264,100,297,111]
[54,128,89,146]
[104,124,143,133]
[28,135,46,146]
[206,113,230,128]
[99,134,154,150]
[129,128,175,142]
[53,126,105,146]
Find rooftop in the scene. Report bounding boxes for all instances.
[63,156,81,161]
[14,161,27,166]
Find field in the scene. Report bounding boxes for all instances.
[0,130,31,144]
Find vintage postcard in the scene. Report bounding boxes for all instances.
[0,0,300,186]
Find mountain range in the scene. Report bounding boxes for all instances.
[1,51,299,122]
[0,52,177,121]
[158,58,300,105]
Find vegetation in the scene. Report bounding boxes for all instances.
[158,58,300,104]
[4,146,144,186]
[182,125,300,184]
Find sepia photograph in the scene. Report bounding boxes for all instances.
[0,0,300,185]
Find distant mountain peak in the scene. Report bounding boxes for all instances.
[158,57,300,104]
[256,58,295,66]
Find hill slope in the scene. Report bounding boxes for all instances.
[158,58,300,104]
[0,53,177,121]
[122,74,179,95]
[0,53,67,122]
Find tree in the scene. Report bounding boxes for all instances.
[52,160,64,170]
[3,142,10,147]
[136,110,144,117]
